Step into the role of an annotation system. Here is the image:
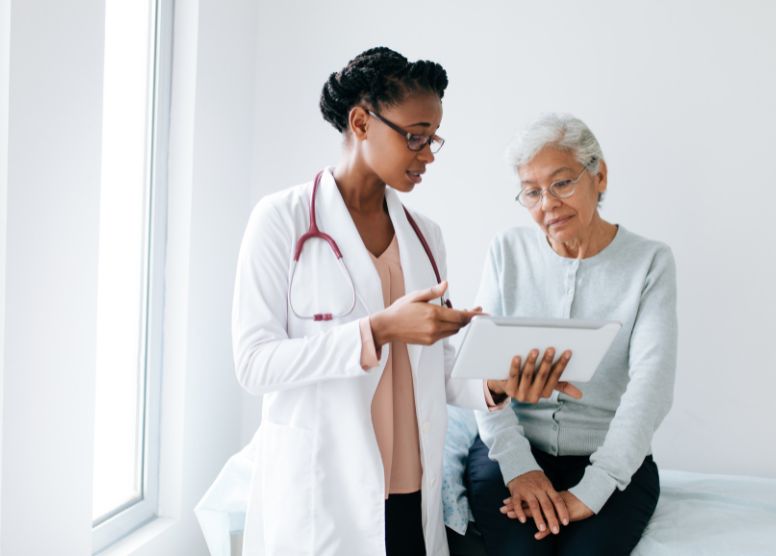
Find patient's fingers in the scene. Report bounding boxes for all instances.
[503,493,527,523]
[549,489,569,526]
[555,381,583,400]
[539,350,573,399]
[525,494,547,533]
[528,348,555,403]
[517,350,538,402]
[504,356,521,398]
[536,491,560,534]
[518,490,568,539]
[515,504,535,520]
[535,527,552,540]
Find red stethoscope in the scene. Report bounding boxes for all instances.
[288,171,452,322]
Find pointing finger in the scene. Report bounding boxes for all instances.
[407,281,448,303]
[438,307,477,325]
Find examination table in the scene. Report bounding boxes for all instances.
[196,407,776,556]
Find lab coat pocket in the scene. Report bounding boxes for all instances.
[263,421,314,556]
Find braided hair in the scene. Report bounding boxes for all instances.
[320,47,448,133]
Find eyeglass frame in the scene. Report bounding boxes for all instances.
[515,167,588,208]
[366,110,445,153]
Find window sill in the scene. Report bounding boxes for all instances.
[97,517,176,556]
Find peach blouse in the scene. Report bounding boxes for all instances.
[359,235,506,499]
[359,236,422,497]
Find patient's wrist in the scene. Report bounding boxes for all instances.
[487,380,507,398]
[486,380,508,405]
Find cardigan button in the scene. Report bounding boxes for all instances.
[430,476,437,488]
[422,421,431,432]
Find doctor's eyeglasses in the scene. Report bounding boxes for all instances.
[516,167,587,208]
[367,110,445,153]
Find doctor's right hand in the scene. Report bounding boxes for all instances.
[369,281,477,347]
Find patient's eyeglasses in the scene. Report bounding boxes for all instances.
[367,110,445,153]
[516,167,587,208]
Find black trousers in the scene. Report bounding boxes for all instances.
[465,437,659,556]
[385,490,426,556]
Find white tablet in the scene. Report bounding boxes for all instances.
[450,316,622,383]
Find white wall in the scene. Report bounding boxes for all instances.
[0,0,10,547]
[1,1,105,553]
[247,0,776,478]
[1,1,256,554]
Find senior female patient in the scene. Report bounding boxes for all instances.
[464,113,677,556]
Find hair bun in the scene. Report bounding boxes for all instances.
[320,47,448,133]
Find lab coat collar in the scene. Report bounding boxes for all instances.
[315,167,385,317]
[315,168,440,376]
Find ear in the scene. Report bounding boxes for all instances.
[348,106,370,142]
[594,159,608,193]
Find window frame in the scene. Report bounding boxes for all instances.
[92,0,174,552]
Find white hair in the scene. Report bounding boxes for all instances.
[505,113,604,177]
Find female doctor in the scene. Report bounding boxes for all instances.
[232,47,578,556]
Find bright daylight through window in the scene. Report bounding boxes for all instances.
[92,0,162,545]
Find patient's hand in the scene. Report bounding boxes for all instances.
[560,491,593,520]
[505,489,594,540]
[501,471,569,537]
[488,348,581,403]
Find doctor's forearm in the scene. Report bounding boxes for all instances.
[234,320,367,395]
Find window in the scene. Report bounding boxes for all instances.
[92,0,172,552]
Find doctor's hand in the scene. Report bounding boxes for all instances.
[487,349,581,403]
[501,470,569,538]
[370,281,479,347]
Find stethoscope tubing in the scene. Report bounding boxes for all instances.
[288,172,358,321]
[287,170,450,323]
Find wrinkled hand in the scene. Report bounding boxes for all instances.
[370,281,481,347]
[488,349,582,403]
[503,489,594,540]
[500,471,569,538]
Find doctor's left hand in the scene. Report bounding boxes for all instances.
[370,281,479,347]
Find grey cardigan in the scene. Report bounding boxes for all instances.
[474,225,677,513]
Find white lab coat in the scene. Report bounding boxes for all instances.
[233,167,491,556]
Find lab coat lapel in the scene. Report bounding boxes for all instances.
[385,188,439,377]
[315,169,385,317]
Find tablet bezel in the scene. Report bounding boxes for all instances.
[450,315,622,383]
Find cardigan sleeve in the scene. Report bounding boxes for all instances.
[569,246,678,513]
